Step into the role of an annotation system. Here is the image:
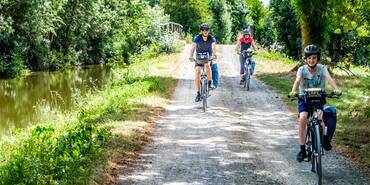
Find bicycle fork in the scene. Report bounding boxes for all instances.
[200,67,208,100]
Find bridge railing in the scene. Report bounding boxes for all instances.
[160,22,183,34]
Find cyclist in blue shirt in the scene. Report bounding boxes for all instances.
[189,23,217,102]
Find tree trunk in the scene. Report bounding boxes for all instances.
[290,0,329,72]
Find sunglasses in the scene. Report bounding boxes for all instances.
[201,29,209,31]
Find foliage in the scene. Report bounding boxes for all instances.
[256,10,276,47]
[160,0,211,35]
[0,0,175,78]
[0,0,59,77]
[0,122,110,185]
[326,0,370,65]
[146,0,160,7]
[263,0,368,66]
[245,0,267,43]
[291,0,330,49]
[209,0,233,43]
[0,46,181,184]
[270,0,301,59]
[225,0,249,41]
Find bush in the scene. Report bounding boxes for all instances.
[0,123,110,185]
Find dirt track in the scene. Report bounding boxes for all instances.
[116,45,369,185]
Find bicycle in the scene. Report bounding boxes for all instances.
[191,52,213,112]
[289,88,341,185]
[241,49,254,90]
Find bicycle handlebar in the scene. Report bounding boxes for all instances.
[287,94,299,100]
[288,91,341,101]
[189,58,215,63]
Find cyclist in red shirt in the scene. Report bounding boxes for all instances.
[235,29,257,85]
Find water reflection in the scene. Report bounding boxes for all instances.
[0,65,112,134]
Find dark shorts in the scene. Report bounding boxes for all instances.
[298,96,324,113]
[194,60,210,68]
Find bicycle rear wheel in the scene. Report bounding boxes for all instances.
[314,124,323,185]
[201,78,207,112]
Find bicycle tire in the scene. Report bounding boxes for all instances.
[315,124,323,185]
[246,65,251,91]
[201,78,207,112]
[311,128,316,172]
[243,65,249,90]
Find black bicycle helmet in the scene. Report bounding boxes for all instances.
[243,29,251,36]
[200,23,210,31]
[304,44,320,59]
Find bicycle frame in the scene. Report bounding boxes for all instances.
[192,52,213,112]
[193,56,211,112]
[303,89,327,185]
[242,50,253,90]
[199,62,208,112]
[290,88,340,185]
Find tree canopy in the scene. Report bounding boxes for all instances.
[0,0,368,78]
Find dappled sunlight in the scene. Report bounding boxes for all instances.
[163,182,203,185]
[133,96,170,107]
[233,152,252,158]
[119,171,160,181]
[118,44,370,185]
[177,136,226,146]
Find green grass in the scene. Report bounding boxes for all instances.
[255,50,370,172]
[0,44,183,184]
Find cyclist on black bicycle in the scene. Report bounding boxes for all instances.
[189,23,217,102]
[289,44,341,162]
[235,29,257,85]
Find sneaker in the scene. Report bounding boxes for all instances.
[240,76,245,85]
[208,81,215,90]
[296,151,307,162]
[195,93,201,102]
[323,135,332,151]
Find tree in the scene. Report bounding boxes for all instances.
[146,0,160,7]
[209,0,232,43]
[291,0,330,50]
[0,0,60,76]
[226,0,249,41]
[160,0,211,35]
[259,11,276,47]
[270,0,301,59]
[245,0,268,44]
[326,0,370,65]
[0,0,174,77]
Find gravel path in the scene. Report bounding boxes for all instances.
[116,45,369,185]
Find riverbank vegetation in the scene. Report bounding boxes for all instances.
[0,42,183,184]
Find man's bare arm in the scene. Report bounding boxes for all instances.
[189,43,196,58]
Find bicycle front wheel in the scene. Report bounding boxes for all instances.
[243,66,250,90]
[201,78,207,112]
[246,65,251,91]
[314,124,323,185]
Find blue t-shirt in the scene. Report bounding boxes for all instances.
[193,34,216,56]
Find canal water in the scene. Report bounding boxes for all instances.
[0,65,112,135]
